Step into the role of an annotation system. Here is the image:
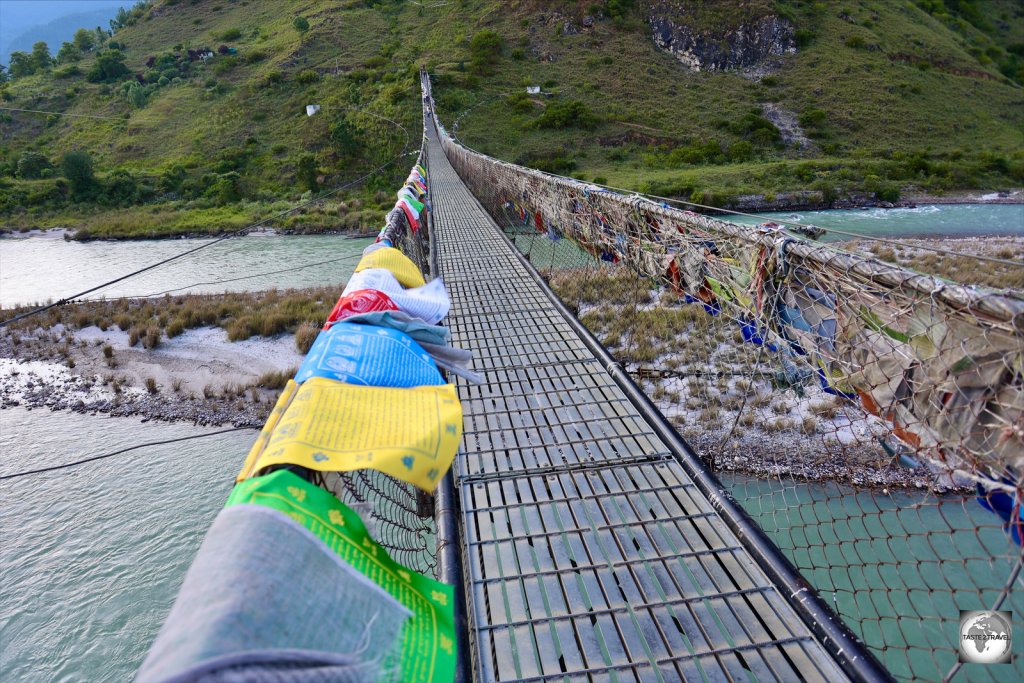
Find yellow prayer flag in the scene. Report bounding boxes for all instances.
[355,247,426,288]
[238,378,462,491]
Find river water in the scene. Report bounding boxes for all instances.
[0,408,255,682]
[727,203,1024,241]
[1,207,1022,680]
[0,233,374,308]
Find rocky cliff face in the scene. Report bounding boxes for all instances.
[644,2,796,73]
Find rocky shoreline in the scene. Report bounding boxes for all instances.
[0,324,299,429]
[0,359,268,428]
[718,189,1023,214]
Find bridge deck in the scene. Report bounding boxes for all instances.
[427,130,849,682]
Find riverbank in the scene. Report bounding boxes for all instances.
[0,288,336,426]
[3,192,1021,241]
[0,324,294,428]
[0,197,390,241]
[713,188,1023,215]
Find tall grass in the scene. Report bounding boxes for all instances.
[0,287,338,343]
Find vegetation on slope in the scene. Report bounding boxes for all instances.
[429,0,1023,205]
[0,0,419,238]
[0,0,1021,237]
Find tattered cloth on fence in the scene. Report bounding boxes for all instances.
[237,378,462,491]
[440,128,1024,486]
[295,322,444,388]
[136,504,409,683]
[343,310,483,384]
[342,269,450,325]
[355,245,426,288]
[226,472,457,682]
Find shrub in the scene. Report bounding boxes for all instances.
[16,152,51,179]
[294,321,319,354]
[102,344,113,358]
[145,377,159,394]
[506,91,533,113]
[256,366,298,389]
[166,318,185,338]
[296,69,319,84]
[727,141,754,162]
[531,100,597,130]
[86,49,130,83]
[469,30,502,73]
[795,29,815,48]
[142,326,161,349]
[219,28,242,41]
[62,151,96,196]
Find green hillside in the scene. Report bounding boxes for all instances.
[0,0,1021,238]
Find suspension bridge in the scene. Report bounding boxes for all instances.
[428,116,890,680]
[130,74,1023,683]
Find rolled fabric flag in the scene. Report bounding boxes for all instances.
[344,310,450,347]
[397,195,425,233]
[324,288,401,329]
[415,164,427,179]
[398,186,422,205]
[417,340,484,385]
[343,268,450,324]
[355,246,426,288]
[341,311,482,385]
[237,377,462,492]
[136,502,411,683]
[404,182,426,198]
[362,241,391,256]
[295,322,443,387]
[225,471,457,682]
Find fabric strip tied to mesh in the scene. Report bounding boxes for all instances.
[237,377,462,491]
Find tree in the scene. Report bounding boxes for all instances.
[469,30,502,73]
[330,118,361,158]
[8,51,36,78]
[296,154,319,193]
[110,7,132,31]
[73,28,96,52]
[16,151,51,179]
[0,64,7,84]
[87,49,129,83]
[62,151,96,196]
[31,41,52,71]
[56,42,82,64]
[607,0,635,21]
[293,16,310,35]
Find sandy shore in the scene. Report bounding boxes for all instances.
[0,324,302,427]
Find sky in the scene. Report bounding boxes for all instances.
[1,0,129,63]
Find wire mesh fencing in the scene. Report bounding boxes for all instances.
[436,126,1024,681]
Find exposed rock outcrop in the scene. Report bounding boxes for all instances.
[644,2,796,72]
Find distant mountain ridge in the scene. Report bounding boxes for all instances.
[0,0,1020,239]
[0,1,128,65]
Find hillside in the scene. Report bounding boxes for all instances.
[0,0,1021,238]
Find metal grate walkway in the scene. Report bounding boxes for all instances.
[426,128,852,682]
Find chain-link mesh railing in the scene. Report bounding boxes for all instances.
[434,119,1024,680]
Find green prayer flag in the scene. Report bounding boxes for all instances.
[226,471,456,683]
